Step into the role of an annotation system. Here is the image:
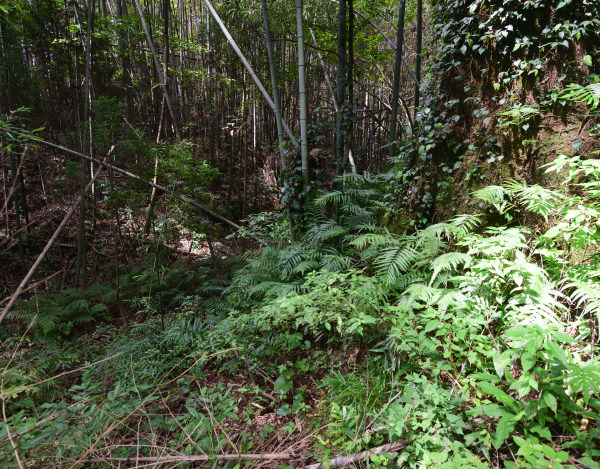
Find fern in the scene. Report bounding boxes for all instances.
[319,254,354,272]
[563,278,600,325]
[315,190,351,207]
[375,246,422,286]
[473,185,513,216]
[351,232,399,251]
[561,82,600,109]
[505,180,563,222]
[461,227,528,256]
[429,252,472,285]
[390,271,429,290]
[448,213,482,239]
[307,221,348,246]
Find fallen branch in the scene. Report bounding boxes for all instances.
[304,441,408,469]
[84,452,291,464]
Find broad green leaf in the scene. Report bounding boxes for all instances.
[577,458,599,469]
[471,372,501,382]
[493,414,518,448]
[521,352,536,372]
[546,341,568,365]
[543,392,558,414]
[424,319,438,333]
[540,444,556,460]
[478,381,519,412]
[274,375,292,395]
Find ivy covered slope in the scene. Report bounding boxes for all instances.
[395,0,600,226]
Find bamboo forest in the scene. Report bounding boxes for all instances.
[2,0,600,467]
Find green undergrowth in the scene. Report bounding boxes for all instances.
[3,89,600,467]
[2,152,600,467]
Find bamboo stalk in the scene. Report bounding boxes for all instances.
[132,0,182,140]
[296,0,309,192]
[0,157,106,325]
[202,0,298,147]
[84,452,291,463]
[327,0,423,95]
[304,441,407,469]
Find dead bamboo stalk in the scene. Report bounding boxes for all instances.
[0,270,62,306]
[1,145,28,216]
[0,158,105,325]
[84,452,291,464]
[304,441,407,469]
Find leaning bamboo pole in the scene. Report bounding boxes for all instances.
[202,0,298,148]
[0,154,107,325]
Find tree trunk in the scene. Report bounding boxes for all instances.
[115,0,134,119]
[260,0,286,169]
[260,0,295,239]
[335,0,347,175]
[389,0,406,157]
[296,0,309,195]
[414,0,423,126]
[75,0,95,289]
[133,0,181,141]
[344,0,355,172]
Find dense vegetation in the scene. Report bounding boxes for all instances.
[1,0,600,467]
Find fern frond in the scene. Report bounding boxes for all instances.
[352,222,380,233]
[319,254,353,272]
[449,213,482,238]
[351,232,399,250]
[506,283,565,327]
[37,310,61,336]
[376,246,421,285]
[473,185,513,215]
[563,279,600,321]
[307,221,348,245]
[390,271,429,290]
[429,252,472,285]
[561,82,600,109]
[304,197,328,225]
[64,299,89,315]
[292,260,319,275]
[462,227,528,256]
[419,222,454,241]
[505,180,563,222]
[315,190,350,207]
[404,283,446,305]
